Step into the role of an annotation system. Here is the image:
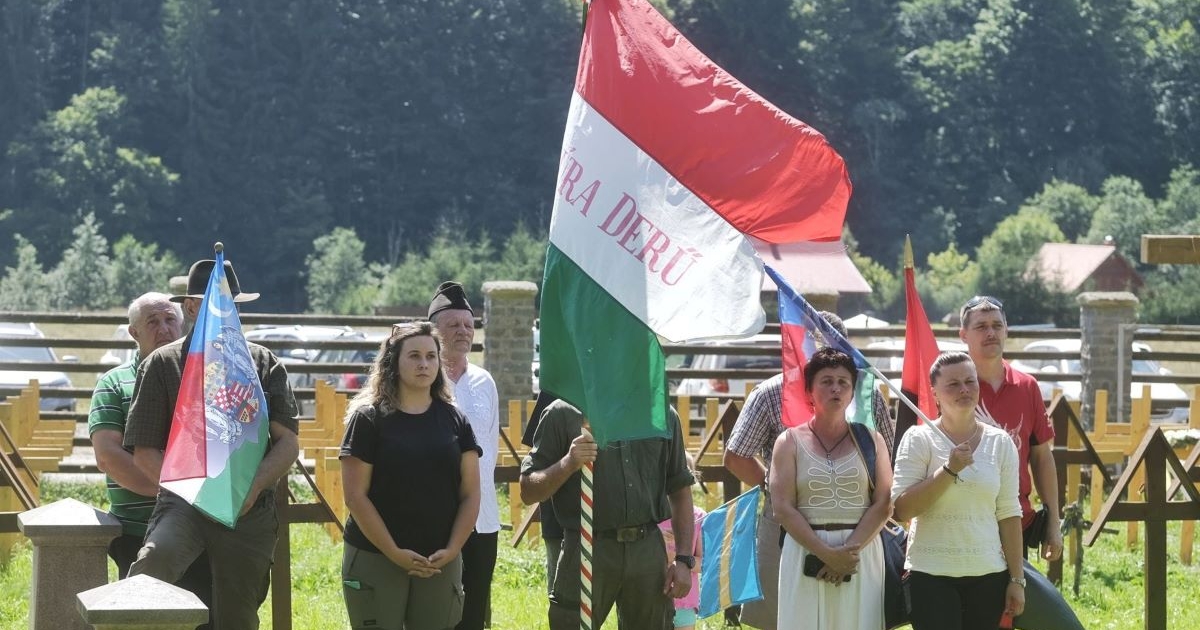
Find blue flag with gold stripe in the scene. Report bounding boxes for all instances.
[699,486,763,618]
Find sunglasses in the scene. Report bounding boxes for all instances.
[960,295,1004,320]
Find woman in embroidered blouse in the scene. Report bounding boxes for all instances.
[769,347,893,629]
[892,351,1025,630]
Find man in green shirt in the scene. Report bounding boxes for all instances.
[520,399,695,629]
[88,292,211,615]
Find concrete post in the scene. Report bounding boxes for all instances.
[1078,292,1139,430]
[76,574,208,630]
[482,281,539,414]
[18,498,122,630]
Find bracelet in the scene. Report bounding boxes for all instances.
[941,464,960,481]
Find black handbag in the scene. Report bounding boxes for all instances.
[847,422,910,630]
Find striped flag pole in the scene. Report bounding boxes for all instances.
[580,459,595,630]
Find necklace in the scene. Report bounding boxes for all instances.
[944,422,981,448]
[811,427,851,472]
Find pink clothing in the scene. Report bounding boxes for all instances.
[659,506,706,610]
[977,361,1055,528]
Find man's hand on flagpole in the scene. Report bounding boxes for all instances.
[566,429,598,471]
[663,560,692,599]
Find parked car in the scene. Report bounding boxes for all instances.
[866,338,969,373]
[244,325,358,363]
[1009,338,1191,421]
[0,322,76,412]
[99,324,135,365]
[674,334,782,396]
[297,331,387,391]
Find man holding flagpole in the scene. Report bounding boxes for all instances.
[124,258,300,630]
[520,400,695,629]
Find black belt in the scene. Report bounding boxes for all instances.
[595,524,654,542]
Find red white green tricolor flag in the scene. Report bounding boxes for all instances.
[160,249,269,528]
[541,0,852,447]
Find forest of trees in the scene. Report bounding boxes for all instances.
[2,0,1199,322]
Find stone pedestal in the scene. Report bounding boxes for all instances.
[18,498,122,630]
[482,281,539,412]
[77,574,208,630]
[1078,292,1139,430]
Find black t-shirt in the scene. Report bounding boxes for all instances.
[340,399,482,556]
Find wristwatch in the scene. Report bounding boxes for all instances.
[1010,576,1027,588]
[674,554,696,569]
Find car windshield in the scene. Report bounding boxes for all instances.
[0,345,54,362]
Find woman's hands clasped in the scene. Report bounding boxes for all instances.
[387,548,442,578]
[817,542,861,585]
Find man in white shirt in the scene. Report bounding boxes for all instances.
[430,281,501,630]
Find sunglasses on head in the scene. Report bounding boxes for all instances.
[960,295,1004,319]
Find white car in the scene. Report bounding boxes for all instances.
[99,324,135,365]
[244,325,358,362]
[865,338,969,374]
[0,322,76,412]
[674,334,782,397]
[1010,338,1190,421]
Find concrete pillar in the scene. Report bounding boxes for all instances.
[482,281,539,414]
[1078,292,1139,430]
[77,574,208,630]
[18,498,122,630]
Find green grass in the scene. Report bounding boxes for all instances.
[6,482,1200,628]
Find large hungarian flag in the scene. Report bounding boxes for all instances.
[766,266,877,429]
[894,236,940,453]
[541,0,851,446]
[160,250,269,528]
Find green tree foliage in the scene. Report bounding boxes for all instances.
[975,208,1074,325]
[1019,180,1098,242]
[305,228,379,315]
[5,87,178,255]
[109,234,179,303]
[1084,176,1163,264]
[0,236,54,311]
[378,222,546,309]
[919,243,980,319]
[50,212,113,310]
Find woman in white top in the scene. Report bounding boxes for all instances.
[770,347,892,630]
[892,351,1025,629]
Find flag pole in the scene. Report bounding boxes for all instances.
[580,427,595,630]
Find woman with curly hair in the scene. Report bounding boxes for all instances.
[340,322,482,630]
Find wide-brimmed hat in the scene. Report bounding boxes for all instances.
[428,281,472,318]
[169,259,260,303]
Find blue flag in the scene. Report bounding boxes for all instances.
[699,486,763,618]
[765,265,877,430]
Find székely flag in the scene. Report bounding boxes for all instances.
[541,0,851,446]
[160,249,269,528]
[698,486,763,618]
[766,265,877,429]
[895,236,940,452]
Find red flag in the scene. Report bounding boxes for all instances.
[895,237,940,453]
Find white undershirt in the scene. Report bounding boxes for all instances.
[452,362,501,534]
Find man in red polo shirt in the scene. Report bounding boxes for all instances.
[959,295,1063,561]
